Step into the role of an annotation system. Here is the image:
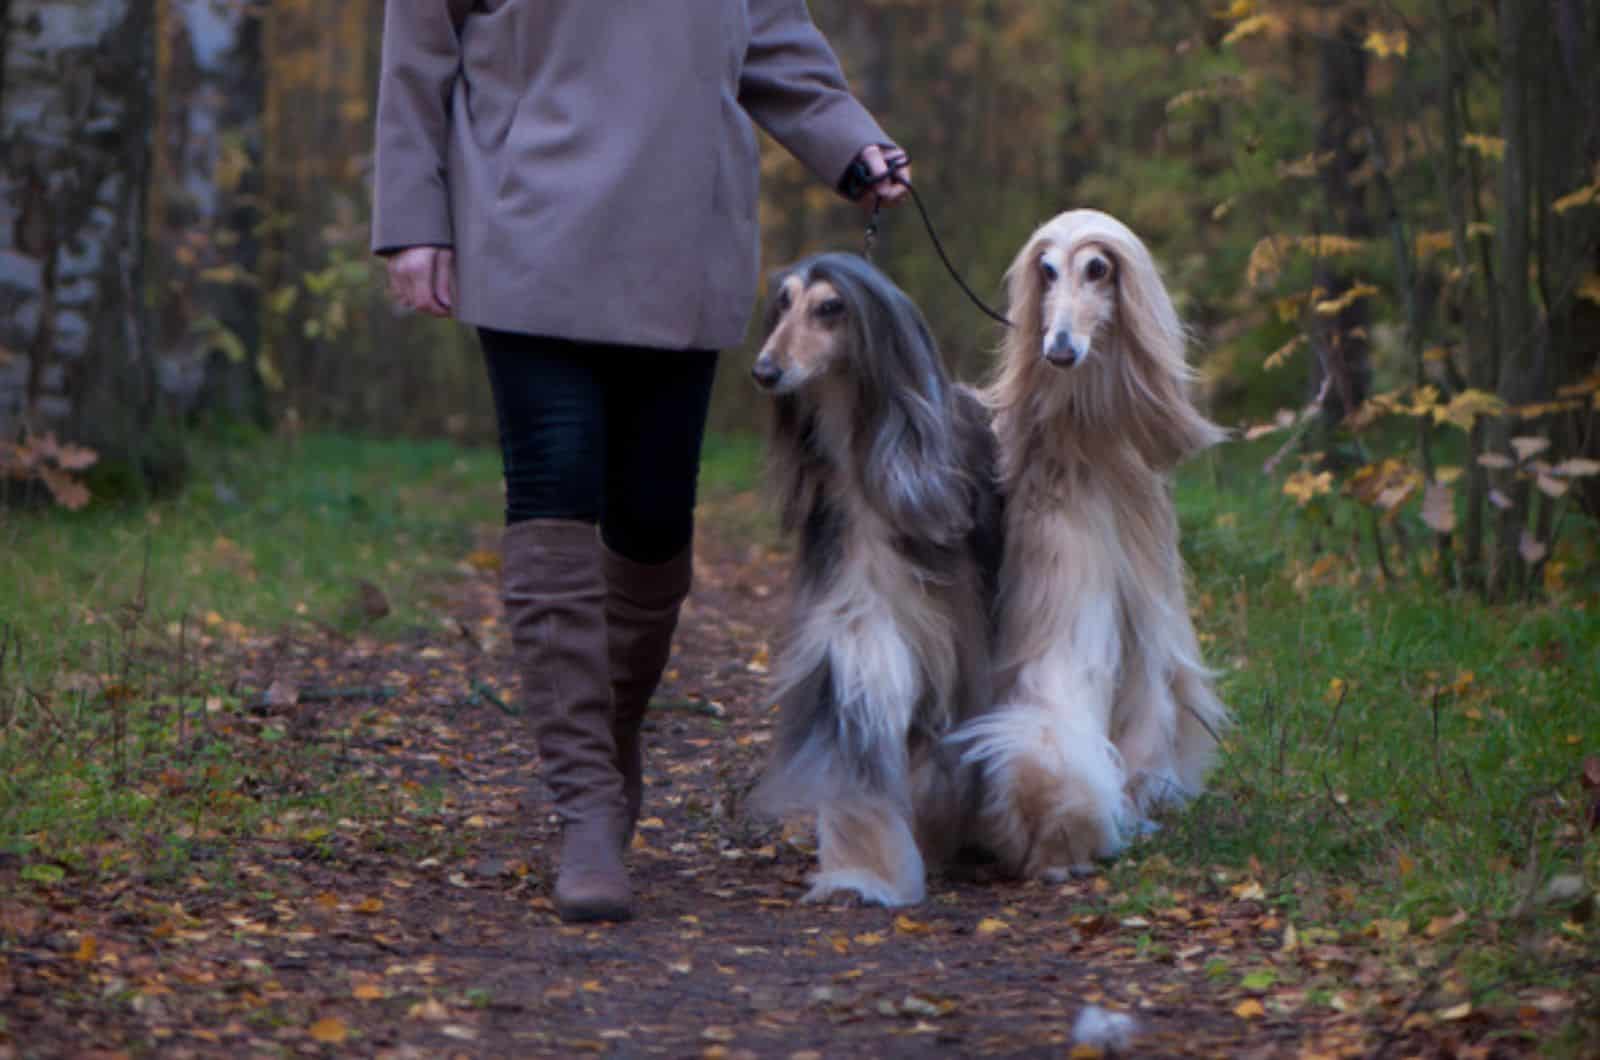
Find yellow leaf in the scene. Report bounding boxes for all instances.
[894,915,932,935]
[74,935,98,963]
[1263,335,1304,371]
[1221,0,1255,18]
[1435,466,1463,485]
[976,917,1010,936]
[1577,274,1600,307]
[1234,998,1266,1019]
[1324,678,1347,705]
[1222,13,1285,45]
[1461,134,1505,160]
[1552,183,1599,214]
[1438,1002,1473,1022]
[1414,230,1453,258]
[1434,389,1505,431]
[1466,220,1494,240]
[1283,469,1334,506]
[354,897,384,914]
[353,983,384,1001]
[1276,151,1333,180]
[1247,235,1368,287]
[1396,852,1416,878]
[309,1017,348,1043]
[1363,30,1409,57]
[464,549,501,572]
[1231,880,1266,901]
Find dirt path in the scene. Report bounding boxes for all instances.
[1,523,1546,1058]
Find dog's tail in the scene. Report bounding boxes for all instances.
[951,703,1132,876]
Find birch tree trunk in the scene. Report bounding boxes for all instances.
[0,0,163,480]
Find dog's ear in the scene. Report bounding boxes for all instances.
[988,238,1048,413]
[856,311,974,548]
[1110,242,1226,469]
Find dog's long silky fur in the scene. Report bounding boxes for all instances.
[750,253,1002,907]
[957,209,1228,878]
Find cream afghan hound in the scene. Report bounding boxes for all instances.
[953,209,1228,879]
[749,253,1003,907]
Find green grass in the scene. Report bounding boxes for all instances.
[1117,438,1599,1020]
[0,430,504,873]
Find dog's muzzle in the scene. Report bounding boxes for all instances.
[751,356,783,390]
[1044,331,1086,368]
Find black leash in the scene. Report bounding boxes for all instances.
[850,157,1012,329]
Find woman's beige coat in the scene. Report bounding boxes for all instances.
[372,0,891,351]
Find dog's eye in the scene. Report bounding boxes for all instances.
[775,288,793,313]
[1086,257,1111,282]
[1040,259,1059,285]
[815,297,845,321]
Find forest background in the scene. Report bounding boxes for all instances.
[3,0,1599,594]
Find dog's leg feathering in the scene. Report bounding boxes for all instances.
[955,703,1132,878]
[806,798,926,907]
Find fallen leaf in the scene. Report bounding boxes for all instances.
[894,915,932,935]
[309,1017,348,1043]
[976,917,1010,936]
[1438,1002,1473,1021]
[74,935,97,963]
[1234,999,1266,1019]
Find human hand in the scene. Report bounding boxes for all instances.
[386,246,456,317]
[856,144,912,211]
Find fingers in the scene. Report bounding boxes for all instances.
[432,249,456,313]
[386,246,451,317]
[856,144,912,211]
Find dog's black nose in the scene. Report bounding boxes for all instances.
[1044,332,1080,367]
[751,359,783,389]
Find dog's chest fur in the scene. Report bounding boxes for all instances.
[784,489,959,746]
[998,452,1175,713]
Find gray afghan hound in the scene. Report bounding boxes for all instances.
[749,253,1002,906]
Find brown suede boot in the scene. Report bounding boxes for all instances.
[603,542,693,847]
[502,520,632,923]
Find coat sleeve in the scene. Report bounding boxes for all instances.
[738,0,896,192]
[370,0,471,254]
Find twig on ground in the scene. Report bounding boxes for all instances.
[469,679,518,717]
[652,697,727,719]
[243,685,398,712]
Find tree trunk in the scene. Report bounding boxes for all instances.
[0,0,169,485]
[1310,9,1374,438]
[150,0,267,426]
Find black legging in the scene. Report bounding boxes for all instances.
[478,328,718,565]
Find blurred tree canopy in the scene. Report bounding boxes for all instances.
[1,0,1595,593]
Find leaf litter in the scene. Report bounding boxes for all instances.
[0,518,1587,1057]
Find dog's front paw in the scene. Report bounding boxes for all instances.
[1040,863,1099,884]
[803,868,924,908]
